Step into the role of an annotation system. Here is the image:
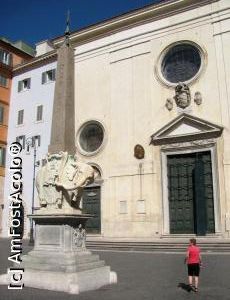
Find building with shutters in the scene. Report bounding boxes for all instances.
[0,37,34,233]
[1,40,57,237]
[1,0,230,240]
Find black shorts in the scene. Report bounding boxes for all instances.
[188,263,200,276]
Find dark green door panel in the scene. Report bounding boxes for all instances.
[167,151,215,235]
[202,152,215,233]
[168,154,195,233]
[193,157,207,235]
[82,187,101,234]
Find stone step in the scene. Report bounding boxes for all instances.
[86,241,230,253]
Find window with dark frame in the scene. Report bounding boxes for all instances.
[16,135,26,149]
[161,43,201,83]
[0,74,8,87]
[18,78,31,92]
[0,48,12,66]
[79,122,104,153]
[36,105,43,122]
[41,69,56,84]
[32,135,41,147]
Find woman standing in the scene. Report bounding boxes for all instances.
[186,238,202,292]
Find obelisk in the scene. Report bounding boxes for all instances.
[48,17,75,155]
[0,14,117,294]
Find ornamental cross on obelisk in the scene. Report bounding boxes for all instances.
[48,10,75,155]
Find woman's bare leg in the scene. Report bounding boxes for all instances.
[195,276,199,289]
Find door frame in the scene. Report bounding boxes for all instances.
[161,143,220,235]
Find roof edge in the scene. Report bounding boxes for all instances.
[52,0,218,47]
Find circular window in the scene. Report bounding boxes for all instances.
[161,43,201,84]
[78,121,104,154]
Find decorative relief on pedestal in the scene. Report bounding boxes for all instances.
[73,224,86,249]
[36,151,95,211]
[194,91,202,105]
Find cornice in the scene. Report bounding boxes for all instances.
[11,0,221,73]
[0,40,34,59]
[53,0,218,47]
[13,50,57,75]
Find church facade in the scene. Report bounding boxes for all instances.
[65,0,230,239]
[2,0,230,239]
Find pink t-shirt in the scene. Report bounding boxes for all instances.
[187,245,200,264]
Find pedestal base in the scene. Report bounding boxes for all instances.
[0,213,117,294]
[0,267,117,294]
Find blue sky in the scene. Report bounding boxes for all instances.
[0,0,164,48]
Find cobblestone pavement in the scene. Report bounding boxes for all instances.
[0,238,230,300]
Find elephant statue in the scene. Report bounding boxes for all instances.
[36,152,95,211]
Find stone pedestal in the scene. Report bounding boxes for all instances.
[0,214,117,294]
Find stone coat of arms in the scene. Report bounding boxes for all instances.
[174,82,191,109]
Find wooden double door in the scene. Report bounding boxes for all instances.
[167,151,215,235]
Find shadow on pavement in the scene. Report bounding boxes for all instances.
[177,282,193,292]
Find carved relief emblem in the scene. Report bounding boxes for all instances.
[165,98,173,111]
[73,224,86,249]
[174,82,191,109]
[194,91,202,105]
[134,144,145,159]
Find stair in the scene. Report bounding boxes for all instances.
[86,239,230,253]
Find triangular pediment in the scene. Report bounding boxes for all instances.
[151,113,223,145]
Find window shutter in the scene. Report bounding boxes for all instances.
[16,135,26,149]
[17,110,24,125]
[42,72,46,84]
[52,69,56,81]
[27,78,31,89]
[21,110,24,124]
[17,111,20,125]
[22,135,26,149]
[37,135,41,147]
[36,105,43,121]
[8,53,12,66]
[0,148,2,166]
[0,147,6,166]
[32,136,35,148]
[36,106,39,121]
[18,81,23,92]
[0,49,3,62]
[0,106,4,124]
[40,105,43,120]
